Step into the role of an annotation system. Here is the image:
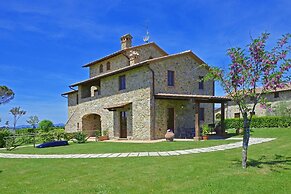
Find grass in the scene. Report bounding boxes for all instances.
[0,127,290,193]
[0,139,238,154]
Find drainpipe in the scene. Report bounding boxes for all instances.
[147,65,156,140]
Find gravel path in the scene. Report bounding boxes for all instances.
[0,138,275,159]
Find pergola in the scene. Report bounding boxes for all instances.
[154,93,231,140]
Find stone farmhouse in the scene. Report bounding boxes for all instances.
[62,34,230,140]
[224,84,291,119]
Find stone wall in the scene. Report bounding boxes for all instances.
[226,90,291,118]
[154,99,213,139]
[66,66,153,140]
[149,54,214,96]
[89,44,166,78]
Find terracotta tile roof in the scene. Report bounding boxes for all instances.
[104,102,132,111]
[70,50,205,87]
[255,83,291,93]
[61,90,78,96]
[82,42,168,67]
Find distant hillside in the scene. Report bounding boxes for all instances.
[0,123,65,129]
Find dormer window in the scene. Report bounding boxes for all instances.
[99,64,103,73]
[106,62,111,70]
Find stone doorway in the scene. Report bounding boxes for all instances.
[82,114,101,137]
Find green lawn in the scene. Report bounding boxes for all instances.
[0,139,238,154]
[0,128,290,194]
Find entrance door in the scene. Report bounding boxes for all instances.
[167,108,175,132]
[120,111,127,138]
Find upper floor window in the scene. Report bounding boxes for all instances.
[99,64,103,73]
[199,76,204,90]
[106,62,111,70]
[274,92,279,98]
[167,70,175,86]
[119,75,126,90]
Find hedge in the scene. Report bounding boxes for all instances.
[224,116,291,129]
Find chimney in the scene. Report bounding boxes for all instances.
[120,34,133,50]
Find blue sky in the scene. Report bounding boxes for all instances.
[0,0,290,126]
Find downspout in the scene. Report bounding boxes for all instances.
[147,64,156,140]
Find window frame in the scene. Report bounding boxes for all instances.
[199,107,205,121]
[106,62,111,70]
[119,75,126,90]
[199,76,204,90]
[274,92,279,98]
[99,64,103,73]
[167,70,175,86]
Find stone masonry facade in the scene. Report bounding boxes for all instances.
[63,34,215,140]
[225,89,291,118]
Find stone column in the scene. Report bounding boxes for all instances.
[194,101,200,141]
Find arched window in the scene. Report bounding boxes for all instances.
[106,62,111,70]
[99,64,103,73]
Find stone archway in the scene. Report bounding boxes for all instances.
[82,114,101,137]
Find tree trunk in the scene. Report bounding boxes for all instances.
[242,112,250,168]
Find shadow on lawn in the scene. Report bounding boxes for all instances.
[233,154,291,172]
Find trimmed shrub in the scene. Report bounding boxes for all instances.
[225,116,291,129]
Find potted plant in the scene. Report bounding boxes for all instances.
[201,124,210,140]
[98,129,109,141]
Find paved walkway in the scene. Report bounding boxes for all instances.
[0,138,275,159]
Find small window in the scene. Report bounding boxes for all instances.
[199,108,205,121]
[199,76,204,90]
[77,123,79,130]
[119,75,126,90]
[234,113,240,118]
[106,62,111,70]
[274,92,279,98]
[99,64,103,73]
[167,70,175,86]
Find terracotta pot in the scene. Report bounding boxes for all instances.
[202,136,208,140]
[98,136,109,141]
[165,131,175,142]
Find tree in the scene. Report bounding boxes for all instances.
[26,116,39,129]
[0,86,14,105]
[39,120,54,132]
[10,107,26,130]
[205,33,291,168]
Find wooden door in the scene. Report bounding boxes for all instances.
[167,108,175,132]
[120,111,127,138]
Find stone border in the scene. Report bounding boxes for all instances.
[0,138,275,159]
